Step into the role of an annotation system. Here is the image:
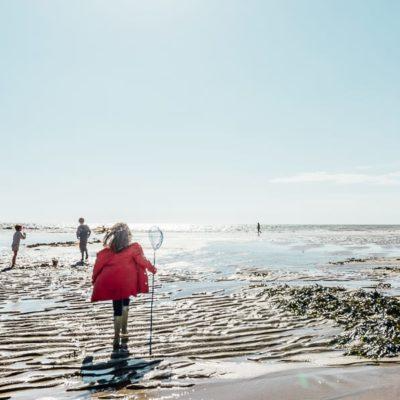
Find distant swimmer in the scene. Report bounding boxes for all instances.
[257,222,261,236]
[11,225,26,268]
[77,217,91,264]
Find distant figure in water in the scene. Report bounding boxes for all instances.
[11,225,26,267]
[257,222,261,236]
[77,217,91,263]
[91,223,157,351]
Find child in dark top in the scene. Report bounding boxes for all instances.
[77,217,91,263]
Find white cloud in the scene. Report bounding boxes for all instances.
[270,171,400,185]
[355,161,400,171]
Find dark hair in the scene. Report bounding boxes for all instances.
[15,225,22,231]
[79,217,84,223]
[103,223,132,253]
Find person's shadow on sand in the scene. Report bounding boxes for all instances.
[1,266,14,272]
[80,346,161,390]
[72,261,87,267]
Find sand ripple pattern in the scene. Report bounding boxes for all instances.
[0,263,333,397]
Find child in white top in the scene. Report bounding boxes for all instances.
[11,225,26,267]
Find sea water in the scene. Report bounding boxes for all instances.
[1,224,400,294]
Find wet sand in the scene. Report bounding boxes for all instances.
[154,363,400,400]
[0,260,339,398]
[1,232,400,399]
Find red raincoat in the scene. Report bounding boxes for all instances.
[91,243,156,302]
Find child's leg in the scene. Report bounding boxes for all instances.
[80,242,88,261]
[79,241,83,262]
[121,298,130,335]
[79,242,85,262]
[112,300,123,318]
[11,250,18,267]
[112,300,123,350]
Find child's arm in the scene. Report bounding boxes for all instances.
[92,256,105,283]
[133,244,157,274]
[92,250,111,283]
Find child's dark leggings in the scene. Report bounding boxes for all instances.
[112,298,130,316]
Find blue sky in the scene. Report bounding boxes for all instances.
[0,0,399,224]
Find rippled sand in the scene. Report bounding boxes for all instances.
[2,228,400,399]
[0,258,343,399]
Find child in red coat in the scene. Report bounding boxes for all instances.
[92,223,156,350]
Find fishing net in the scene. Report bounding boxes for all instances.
[149,226,163,251]
[148,226,163,356]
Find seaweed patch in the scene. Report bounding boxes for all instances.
[262,285,400,358]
